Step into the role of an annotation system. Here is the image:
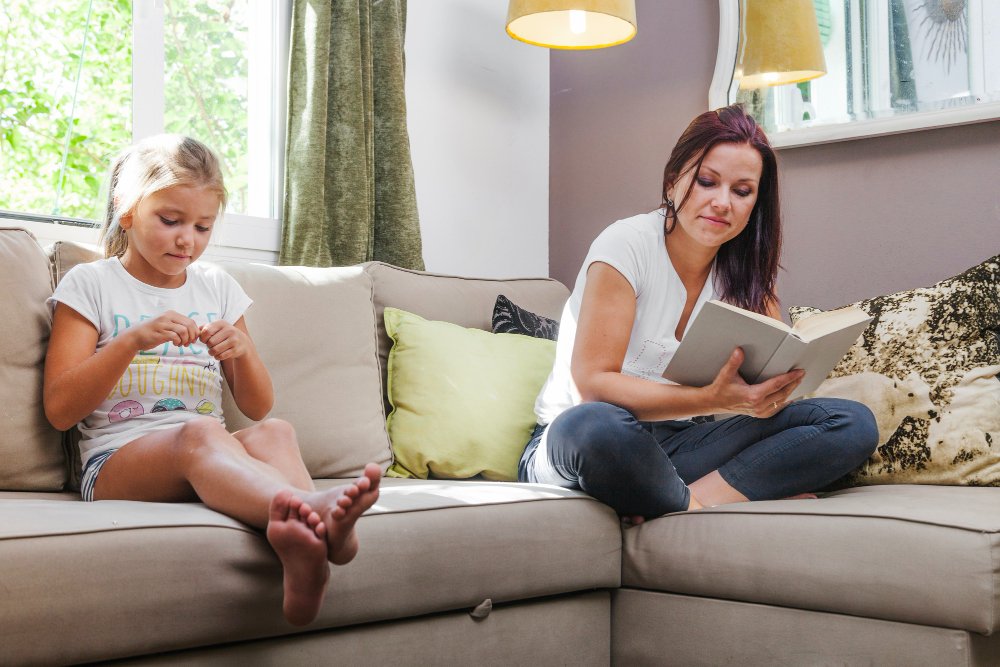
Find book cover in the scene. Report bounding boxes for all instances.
[662,300,872,400]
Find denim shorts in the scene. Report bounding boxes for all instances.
[80,449,119,502]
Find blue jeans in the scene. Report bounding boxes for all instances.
[518,398,878,518]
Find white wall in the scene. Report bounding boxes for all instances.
[405,0,550,278]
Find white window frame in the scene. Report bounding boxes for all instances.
[6,0,290,264]
[711,0,1000,148]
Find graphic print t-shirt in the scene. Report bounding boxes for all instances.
[49,258,252,468]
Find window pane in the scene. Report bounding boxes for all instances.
[733,0,1000,137]
[163,0,251,215]
[0,0,131,220]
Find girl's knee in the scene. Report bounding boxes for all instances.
[252,418,300,455]
[178,416,227,440]
[176,418,236,459]
[258,417,296,440]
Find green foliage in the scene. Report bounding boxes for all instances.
[163,0,249,214]
[0,0,249,220]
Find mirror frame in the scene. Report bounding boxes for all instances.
[710,0,1000,148]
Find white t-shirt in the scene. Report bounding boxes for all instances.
[534,209,719,426]
[48,258,252,468]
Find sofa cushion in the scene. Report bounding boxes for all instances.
[622,485,1000,634]
[109,592,611,666]
[365,262,569,414]
[47,239,102,284]
[0,480,620,665]
[383,307,556,481]
[0,227,66,491]
[213,262,392,478]
[613,589,999,667]
[790,254,1000,486]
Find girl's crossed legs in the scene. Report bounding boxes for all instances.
[92,416,381,626]
[520,398,878,519]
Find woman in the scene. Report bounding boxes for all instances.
[518,105,877,522]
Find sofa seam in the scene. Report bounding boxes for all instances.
[363,260,566,286]
[359,493,612,518]
[0,521,261,542]
[363,267,394,468]
[989,531,998,636]
[654,508,1000,534]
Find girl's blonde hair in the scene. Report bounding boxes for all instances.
[100,134,228,258]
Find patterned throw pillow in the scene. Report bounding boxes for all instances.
[492,294,560,341]
[789,255,1000,486]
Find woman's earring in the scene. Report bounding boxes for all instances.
[666,197,675,209]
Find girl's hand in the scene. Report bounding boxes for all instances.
[198,320,251,361]
[706,347,804,418]
[126,310,200,351]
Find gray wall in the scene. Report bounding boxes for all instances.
[550,0,1000,313]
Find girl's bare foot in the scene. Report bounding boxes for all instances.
[304,463,382,566]
[266,490,330,626]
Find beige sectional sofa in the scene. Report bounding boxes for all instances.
[2,225,998,666]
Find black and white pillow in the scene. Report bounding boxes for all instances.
[790,254,1000,486]
[492,294,559,341]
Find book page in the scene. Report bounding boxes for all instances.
[710,300,792,333]
[756,318,872,399]
[791,306,870,342]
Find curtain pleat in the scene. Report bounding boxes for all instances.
[281,0,423,269]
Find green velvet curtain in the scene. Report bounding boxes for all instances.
[281,0,424,269]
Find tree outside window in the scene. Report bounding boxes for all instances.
[1,0,253,223]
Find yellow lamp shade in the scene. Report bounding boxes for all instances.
[506,0,637,50]
[738,0,827,89]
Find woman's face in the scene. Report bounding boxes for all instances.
[666,142,763,250]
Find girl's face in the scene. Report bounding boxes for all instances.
[666,142,763,251]
[119,184,221,288]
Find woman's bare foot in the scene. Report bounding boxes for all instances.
[304,463,382,566]
[266,490,330,626]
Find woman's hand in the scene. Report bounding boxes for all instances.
[707,347,804,418]
[125,310,200,352]
[198,320,251,361]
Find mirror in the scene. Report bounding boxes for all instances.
[710,0,1000,147]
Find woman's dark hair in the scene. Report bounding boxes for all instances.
[662,104,781,315]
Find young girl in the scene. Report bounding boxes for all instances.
[43,134,380,626]
[519,105,878,523]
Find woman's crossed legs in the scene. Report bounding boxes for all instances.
[92,416,381,626]
[528,398,878,520]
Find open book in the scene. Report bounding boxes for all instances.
[662,300,872,400]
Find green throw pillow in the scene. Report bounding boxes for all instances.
[383,307,556,481]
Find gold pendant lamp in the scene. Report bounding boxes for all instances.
[738,0,827,88]
[506,0,637,50]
